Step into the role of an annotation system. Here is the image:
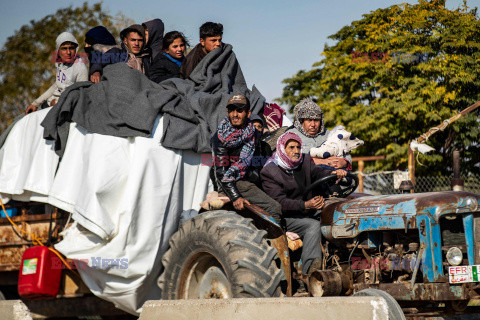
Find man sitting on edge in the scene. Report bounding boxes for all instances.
[211,94,281,221]
[180,22,223,79]
[260,132,347,274]
[26,32,88,114]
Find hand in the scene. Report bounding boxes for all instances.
[25,105,37,114]
[90,71,101,83]
[49,99,57,106]
[327,157,348,169]
[233,197,251,211]
[332,169,348,181]
[312,157,330,166]
[305,195,324,210]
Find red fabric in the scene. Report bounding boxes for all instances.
[263,103,285,131]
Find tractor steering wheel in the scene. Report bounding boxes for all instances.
[303,172,359,198]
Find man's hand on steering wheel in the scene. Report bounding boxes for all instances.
[332,169,347,181]
[305,195,325,210]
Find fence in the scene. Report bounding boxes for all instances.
[358,171,480,195]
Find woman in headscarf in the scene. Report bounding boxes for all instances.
[286,98,352,170]
[260,132,346,274]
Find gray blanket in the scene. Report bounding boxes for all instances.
[41,44,265,156]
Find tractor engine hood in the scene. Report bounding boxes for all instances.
[322,191,480,239]
[336,191,480,222]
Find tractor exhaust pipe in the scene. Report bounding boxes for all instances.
[308,270,351,297]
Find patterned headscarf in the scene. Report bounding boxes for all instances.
[266,132,304,171]
[293,98,325,138]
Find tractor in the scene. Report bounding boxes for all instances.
[158,172,480,319]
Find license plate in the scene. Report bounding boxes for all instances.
[448,265,480,283]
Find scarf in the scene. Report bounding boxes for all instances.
[266,132,304,172]
[163,52,183,67]
[293,98,325,138]
[217,117,255,182]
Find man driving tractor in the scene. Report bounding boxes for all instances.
[261,132,347,274]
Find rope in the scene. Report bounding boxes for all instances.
[0,197,78,275]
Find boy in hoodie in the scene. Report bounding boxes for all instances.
[142,19,164,60]
[26,32,88,114]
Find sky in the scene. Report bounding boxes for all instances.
[0,0,470,106]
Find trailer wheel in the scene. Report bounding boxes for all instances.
[158,210,284,299]
[354,288,406,320]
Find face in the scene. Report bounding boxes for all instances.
[123,32,144,54]
[227,105,251,128]
[252,120,263,132]
[285,140,301,160]
[58,42,77,63]
[165,38,186,59]
[200,36,222,53]
[301,119,321,136]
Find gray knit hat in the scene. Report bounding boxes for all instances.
[293,98,325,138]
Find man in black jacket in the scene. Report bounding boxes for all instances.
[211,94,282,221]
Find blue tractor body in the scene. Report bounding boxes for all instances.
[318,190,480,303]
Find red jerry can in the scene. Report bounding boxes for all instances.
[18,246,62,299]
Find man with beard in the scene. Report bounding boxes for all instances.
[211,94,281,222]
[260,132,347,274]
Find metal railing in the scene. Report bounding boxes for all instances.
[357,171,480,195]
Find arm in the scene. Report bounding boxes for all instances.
[211,135,242,202]
[76,62,89,82]
[149,60,176,83]
[88,50,104,76]
[30,83,57,107]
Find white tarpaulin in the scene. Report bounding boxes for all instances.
[0,108,212,314]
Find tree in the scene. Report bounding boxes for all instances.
[0,2,132,132]
[278,0,480,175]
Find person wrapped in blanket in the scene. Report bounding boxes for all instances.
[210,94,282,222]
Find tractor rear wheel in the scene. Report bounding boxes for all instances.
[158,210,284,299]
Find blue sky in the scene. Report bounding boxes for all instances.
[0,0,469,105]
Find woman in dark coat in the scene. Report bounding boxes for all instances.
[149,31,188,83]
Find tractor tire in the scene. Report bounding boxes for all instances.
[354,288,406,320]
[158,210,284,299]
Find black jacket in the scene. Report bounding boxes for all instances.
[88,44,128,76]
[211,129,272,201]
[149,53,181,83]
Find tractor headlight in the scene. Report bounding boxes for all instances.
[446,247,463,266]
[466,197,478,212]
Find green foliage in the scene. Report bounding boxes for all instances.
[278,0,480,175]
[0,2,132,132]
